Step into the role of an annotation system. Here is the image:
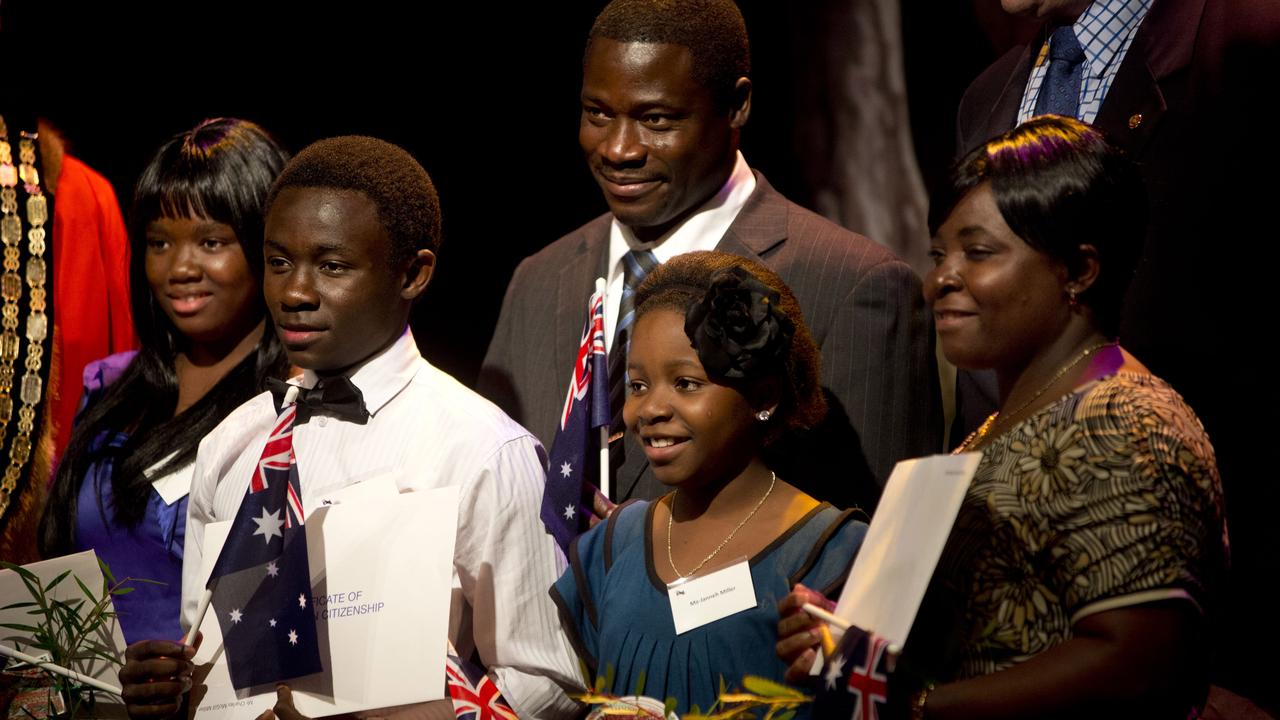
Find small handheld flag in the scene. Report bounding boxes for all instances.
[541,280,610,552]
[204,386,323,689]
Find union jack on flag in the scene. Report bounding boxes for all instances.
[251,405,305,528]
[446,652,518,720]
[813,625,894,720]
[541,286,610,552]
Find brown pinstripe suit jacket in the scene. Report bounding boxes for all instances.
[478,173,942,511]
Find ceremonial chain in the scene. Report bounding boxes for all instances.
[0,115,50,524]
[666,471,776,579]
[953,341,1116,453]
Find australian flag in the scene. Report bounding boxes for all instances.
[207,402,323,689]
[812,625,894,720]
[541,286,609,553]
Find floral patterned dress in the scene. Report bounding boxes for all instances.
[929,371,1228,679]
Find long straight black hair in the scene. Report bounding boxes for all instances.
[39,118,291,557]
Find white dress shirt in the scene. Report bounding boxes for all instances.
[182,329,580,719]
[603,151,757,350]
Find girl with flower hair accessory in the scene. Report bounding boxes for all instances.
[552,251,867,716]
[777,116,1228,718]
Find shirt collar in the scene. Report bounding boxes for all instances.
[1073,0,1152,79]
[296,327,419,417]
[608,150,756,267]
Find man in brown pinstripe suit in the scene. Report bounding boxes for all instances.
[478,0,941,513]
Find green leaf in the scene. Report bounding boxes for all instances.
[0,622,42,633]
[74,575,97,602]
[44,570,72,592]
[98,558,117,586]
[664,697,677,716]
[594,674,606,693]
[773,710,796,720]
[113,587,135,595]
[634,669,646,696]
[741,676,805,699]
[0,601,37,610]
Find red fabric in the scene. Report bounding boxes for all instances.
[49,154,136,460]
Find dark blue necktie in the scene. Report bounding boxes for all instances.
[608,250,659,473]
[1034,25,1086,118]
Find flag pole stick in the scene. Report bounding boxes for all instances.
[184,587,213,646]
[596,277,611,501]
[0,643,123,695]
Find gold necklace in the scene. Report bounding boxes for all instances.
[954,341,1116,453]
[666,471,776,579]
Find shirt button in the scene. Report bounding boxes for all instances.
[317,416,328,428]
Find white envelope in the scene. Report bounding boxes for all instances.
[831,453,980,647]
[190,485,459,719]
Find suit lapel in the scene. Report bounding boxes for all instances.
[985,43,1037,144]
[719,172,788,259]
[1093,0,1205,156]
[555,222,608,398]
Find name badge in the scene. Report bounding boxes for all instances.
[667,559,756,635]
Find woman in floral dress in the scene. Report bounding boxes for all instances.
[779,115,1227,719]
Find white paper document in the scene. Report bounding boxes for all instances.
[191,485,459,719]
[830,453,980,648]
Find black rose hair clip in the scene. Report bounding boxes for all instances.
[684,266,794,381]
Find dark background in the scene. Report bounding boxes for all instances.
[0,0,1033,385]
[5,1,1273,710]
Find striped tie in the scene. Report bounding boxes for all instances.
[608,250,659,475]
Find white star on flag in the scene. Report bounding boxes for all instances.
[560,461,573,478]
[298,593,307,609]
[288,630,298,646]
[563,505,575,520]
[269,619,277,627]
[229,609,243,624]
[252,507,284,543]
[266,561,279,577]
[824,653,846,690]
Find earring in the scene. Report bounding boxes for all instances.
[755,409,772,422]
[1067,287,1079,308]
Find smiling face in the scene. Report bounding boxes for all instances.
[624,309,762,489]
[926,183,1072,376]
[144,215,262,353]
[580,39,748,242]
[263,187,430,376]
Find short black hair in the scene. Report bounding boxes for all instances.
[930,115,1146,338]
[268,136,441,265]
[588,0,750,108]
[634,251,825,446]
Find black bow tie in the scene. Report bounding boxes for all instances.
[267,377,369,425]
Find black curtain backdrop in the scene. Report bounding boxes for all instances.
[2,0,1024,385]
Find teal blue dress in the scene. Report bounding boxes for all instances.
[552,499,866,715]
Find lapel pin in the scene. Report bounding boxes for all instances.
[1128,113,1143,130]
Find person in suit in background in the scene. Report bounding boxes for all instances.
[479,0,941,515]
[956,1,1280,709]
